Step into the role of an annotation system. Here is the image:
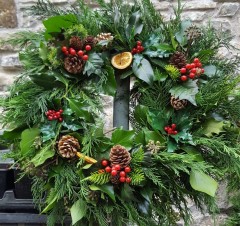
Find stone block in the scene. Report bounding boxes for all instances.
[151,1,171,11]
[181,1,217,10]
[0,71,16,90]
[0,54,22,70]
[0,0,18,28]
[182,12,207,22]
[211,20,232,34]
[219,3,239,17]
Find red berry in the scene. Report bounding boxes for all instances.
[137,45,142,51]
[62,46,68,52]
[168,128,173,134]
[53,115,58,119]
[190,63,195,69]
[126,177,131,183]
[191,68,197,74]
[120,171,126,177]
[77,50,84,57]
[180,68,187,74]
[132,48,137,53]
[140,46,144,52]
[101,160,109,167]
[164,126,169,132]
[82,55,88,61]
[64,50,69,55]
[180,75,188,81]
[137,41,142,46]
[59,109,63,113]
[171,124,176,130]
[186,64,191,69]
[201,68,205,74]
[196,62,202,67]
[69,48,76,55]
[105,166,112,173]
[173,130,178,135]
[48,116,53,120]
[114,164,121,171]
[85,45,92,51]
[125,167,131,173]
[193,58,200,63]
[58,117,63,122]
[189,73,195,79]
[136,49,141,54]
[111,170,118,176]
[119,177,126,183]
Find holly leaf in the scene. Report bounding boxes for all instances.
[83,53,104,76]
[202,118,225,137]
[70,199,87,225]
[31,146,55,167]
[89,184,115,202]
[126,10,143,39]
[190,170,218,197]
[62,121,82,131]
[167,138,178,153]
[40,121,57,142]
[169,80,199,106]
[101,66,117,96]
[111,128,135,149]
[132,57,154,85]
[20,128,40,155]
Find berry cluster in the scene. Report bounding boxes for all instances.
[101,160,132,183]
[131,41,144,55]
[61,45,91,61]
[45,109,63,122]
[164,124,178,135]
[180,58,204,81]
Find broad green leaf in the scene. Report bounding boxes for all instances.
[20,128,40,155]
[39,42,48,62]
[67,98,94,123]
[31,147,55,167]
[1,126,26,140]
[167,138,177,153]
[202,118,225,137]
[175,20,191,46]
[111,128,135,149]
[135,131,145,145]
[83,53,104,76]
[203,65,217,77]
[144,130,165,144]
[53,72,69,87]
[82,164,93,169]
[147,110,170,133]
[190,170,218,197]
[89,184,115,202]
[182,145,204,162]
[134,105,148,125]
[42,191,57,213]
[43,14,78,40]
[70,199,87,225]
[101,66,117,96]
[169,80,199,106]
[126,10,143,39]
[132,57,154,85]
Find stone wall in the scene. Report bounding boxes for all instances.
[0,0,238,225]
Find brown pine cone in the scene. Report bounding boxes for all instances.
[185,25,201,41]
[58,135,80,158]
[69,36,83,51]
[110,175,120,185]
[64,56,84,74]
[169,52,187,69]
[170,96,188,110]
[109,145,131,168]
[83,35,97,47]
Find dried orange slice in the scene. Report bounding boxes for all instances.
[111,52,133,69]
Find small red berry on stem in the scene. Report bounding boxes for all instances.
[125,167,131,173]
[82,55,88,61]
[64,50,69,56]
[69,48,76,55]
[137,41,142,46]
[193,58,200,63]
[126,177,131,183]
[196,62,202,68]
[111,170,118,176]
[164,126,169,132]
[171,124,176,130]
[201,68,205,74]
[119,177,126,183]
[189,73,195,79]
[186,64,192,69]
[101,160,109,167]
[180,68,187,74]
[62,46,68,52]
[180,75,188,81]
[105,166,112,173]
[58,117,63,122]
[77,50,84,57]
[85,45,92,51]
[114,164,121,171]
[191,68,197,74]
[120,171,126,177]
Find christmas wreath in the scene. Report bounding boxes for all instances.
[1,0,240,225]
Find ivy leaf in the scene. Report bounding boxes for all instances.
[202,118,225,137]
[203,65,217,77]
[175,20,191,46]
[132,57,154,85]
[89,184,115,202]
[83,53,104,76]
[169,80,199,106]
[101,66,117,96]
[20,128,40,155]
[70,199,87,225]
[190,170,218,197]
[31,146,55,167]
[41,121,57,142]
[126,10,143,39]
[111,128,135,149]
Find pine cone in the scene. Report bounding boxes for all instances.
[83,35,97,47]
[58,135,80,158]
[169,52,187,69]
[110,175,120,185]
[185,25,201,40]
[64,56,84,74]
[69,36,83,51]
[95,33,113,43]
[109,145,131,168]
[170,96,188,110]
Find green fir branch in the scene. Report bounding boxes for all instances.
[84,171,110,185]
[130,169,145,186]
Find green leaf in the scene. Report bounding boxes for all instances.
[144,129,165,144]
[120,69,133,79]
[31,146,55,167]
[40,121,57,143]
[20,128,40,155]
[134,131,145,145]
[169,80,199,106]
[41,192,57,213]
[132,57,154,85]
[67,98,94,123]
[190,170,218,197]
[203,65,217,77]
[39,42,48,62]
[62,121,82,131]
[53,72,69,87]
[43,14,78,40]
[83,53,104,76]
[70,199,87,225]
[182,145,204,162]
[126,10,143,39]
[175,20,191,46]
[111,128,135,149]
[167,138,177,153]
[134,105,148,125]
[89,184,115,202]
[202,118,225,137]
[82,164,93,169]
[101,66,117,96]
[147,110,170,133]
[121,184,136,201]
